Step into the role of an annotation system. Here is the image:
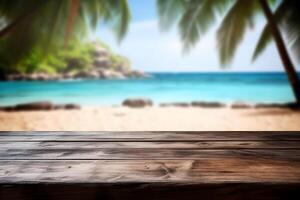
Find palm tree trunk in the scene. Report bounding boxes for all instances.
[259,0,300,105]
[64,0,80,46]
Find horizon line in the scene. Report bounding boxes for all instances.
[144,70,300,73]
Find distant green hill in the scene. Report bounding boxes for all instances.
[1,41,147,80]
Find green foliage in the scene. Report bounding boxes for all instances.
[15,49,45,74]
[4,40,130,75]
[11,41,94,74]
[94,40,112,52]
[111,54,131,70]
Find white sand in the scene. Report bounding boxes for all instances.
[0,107,299,131]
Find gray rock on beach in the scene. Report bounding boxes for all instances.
[191,101,226,108]
[231,102,253,109]
[14,101,54,111]
[160,102,190,107]
[0,102,81,112]
[64,104,81,110]
[122,98,153,108]
[255,103,300,109]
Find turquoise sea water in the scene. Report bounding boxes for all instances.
[0,72,297,106]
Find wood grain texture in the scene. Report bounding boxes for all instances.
[1,148,300,160]
[1,131,300,141]
[0,131,300,200]
[1,141,300,149]
[1,159,300,184]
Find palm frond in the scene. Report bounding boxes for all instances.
[156,0,185,31]
[157,0,232,51]
[282,1,300,62]
[180,0,231,51]
[113,0,131,42]
[252,24,272,62]
[81,0,130,42]
[217,0,259,66]
[252,1,289,61]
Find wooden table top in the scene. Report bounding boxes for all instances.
[1,131,300,200]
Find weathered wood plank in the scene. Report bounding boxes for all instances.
[1,148,300,160]
[1,160,300,184]
[1,141,299,149]
[1,132,300,200]
[0,131,299,141]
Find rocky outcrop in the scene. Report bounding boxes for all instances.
[122,98,153,108]
[4,71,148,81]
[5,73,61,81]
[73,44,148,80]
[4,69,148,81]
[0,102,81,112]
[93,46,111,69]
[99,69,126,79]
[3,44,148,81]
[73,71,99,79]
[125,70,150,78]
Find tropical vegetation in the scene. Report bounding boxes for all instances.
[157,0,300,105]
[0,0,130,75]
[9,40,130,75]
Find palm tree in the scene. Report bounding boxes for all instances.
[0,0,130,73]
[157,0,300,105]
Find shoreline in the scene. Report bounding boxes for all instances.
[0,100,299,112]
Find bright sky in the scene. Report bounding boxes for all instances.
[92,0,300,72]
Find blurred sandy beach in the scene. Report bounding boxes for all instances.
[1,107,299,131]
